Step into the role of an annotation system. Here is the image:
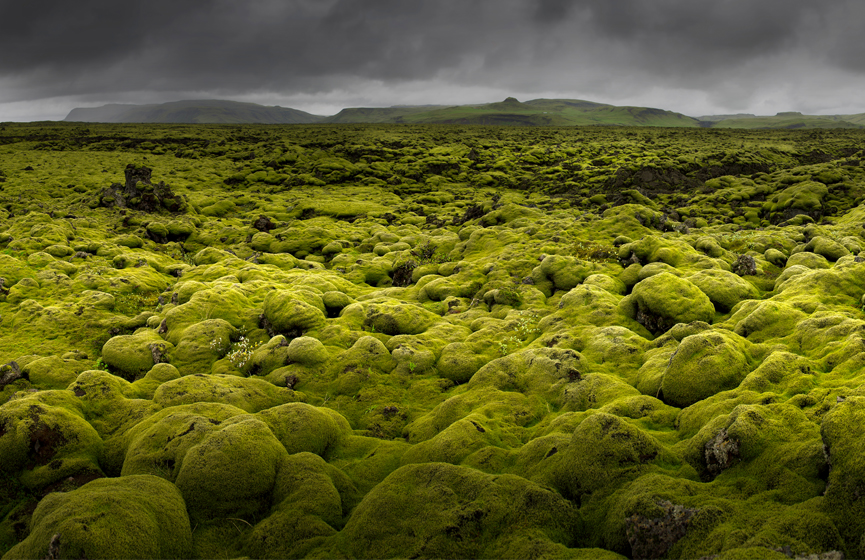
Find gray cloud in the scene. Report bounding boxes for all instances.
[2,0,865,120]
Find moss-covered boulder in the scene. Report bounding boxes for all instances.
[684,403,824,489]
[329,335,397,376]
[687,269,760,313]
[245,334,290,376]
[785,251,830,270]
[630,272,715,334]
[727,299,807,343]
[2,475,192,560]
[804,236,850,261]
[341,299,440,336]
[557,412,663,502]
[175,415,290,522]
[121,401,247,480]
[660,330,752,408]
[334,462,581,559]
[261,289,326,337]
[820,397,865,557]
[256,402,350,457]
[20,356,91,390]
[153,373,301,412]
[535,254,595,293]
[764,180,828,223]
[245,452,349,559]
[169,319,236,375]
[0,392,104,490]
[436,342,490,384]
[102,329,174,380]
[286,335,329,365]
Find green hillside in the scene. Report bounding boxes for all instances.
[325,106,438,123]
[706,112,865,130]
[392,97,701,127]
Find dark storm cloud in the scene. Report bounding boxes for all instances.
[577,0,820,66]
[2,0,865,118]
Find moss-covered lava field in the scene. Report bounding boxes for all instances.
[2,122,865,559]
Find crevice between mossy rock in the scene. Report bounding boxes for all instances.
[626,499,698,560]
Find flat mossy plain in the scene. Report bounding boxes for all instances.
[1,122,865,559]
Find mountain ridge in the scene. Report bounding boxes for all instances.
[64,98,865,129]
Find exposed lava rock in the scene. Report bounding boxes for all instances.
[94,164,187,213]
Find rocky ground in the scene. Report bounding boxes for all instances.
[1,123,865,559]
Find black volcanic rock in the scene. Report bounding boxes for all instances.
[94,164,187,213]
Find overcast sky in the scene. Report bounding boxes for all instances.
[2,0,865,121]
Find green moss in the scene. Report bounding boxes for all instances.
[169,318,236,375]
[687,269,760,313]
[558,412,666,502]
[21,356,90,390]
[661,330,752,408]
[175,415,289,522]
[256,402,350,457]
[536,254,595,293]
[4,123,865,560]
[3,475,192,560]
[785,251,830,270]
[820,397,865,554]
[120,401,246,480]
[631,272,715,334]
[153,373,301,412]
[285,335,329,365]
[768,180,828,214]
[727,300,807,343]
[436,342,489,384]
[737,350,816,398]
[774,259,865,311]
[635,343,677,396]
[245,452,346,558]
[562,372,643,412]
[804,236,850,261]
[334,462,581,559]
[261,289,326,336]
[554,284,628,328]
[342,298,441,335]
[0,391,104,490]
[66,367,155,430]
[101,329,174,380]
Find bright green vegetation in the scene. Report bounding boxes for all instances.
[709,112,865,130]
[1,122,865,558]
[382,98,701,127]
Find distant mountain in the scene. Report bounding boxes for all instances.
[65,100,325,124]
[696,113,758,122]
[323,98,700,127]
[325,106,438,124]
[64,98,865,129]
[703,113,864,129]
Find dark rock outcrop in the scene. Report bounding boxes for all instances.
[626,499,698,559]
[732,254,758,276]
[95,164,187,213]
[252,215,276,232]
[0,361,24,389]
[704,428,741,480]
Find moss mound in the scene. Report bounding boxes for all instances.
[3,475,192,560]
[660,330,753,408]
[630,272,715,334]
[335,462,581,558]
